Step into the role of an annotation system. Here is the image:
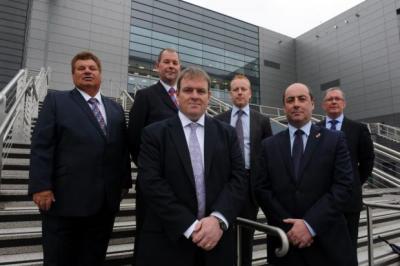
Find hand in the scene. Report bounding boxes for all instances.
[191,216,223,251]
[33,190,55,211]
[283,218,313,248]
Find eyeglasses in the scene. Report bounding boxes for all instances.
[324,97,344,102]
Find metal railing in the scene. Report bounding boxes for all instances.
[236,217,289,265]
[369,123,400,143]
[0,68,50,186]
[119,90,134,111]
[363,200,400,266]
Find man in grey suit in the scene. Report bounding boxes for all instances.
[215,74,272,266]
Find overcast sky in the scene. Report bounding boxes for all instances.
[185,0,365,37]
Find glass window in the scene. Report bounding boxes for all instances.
[130,35,152,45]
[225,57,244,68]
[131,26,152,37]
[203,45,224,56]
[203,59,224,70]
[224,50,244,61]
[178,46,202,57]
[180,54,202,65]
[152,39,178,50]
[130,42,151,54]
[152,31,179,44]
[203,52,225,63]
[179,38,202,49]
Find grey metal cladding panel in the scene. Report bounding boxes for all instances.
[0,25,25,37]
[93,0,131,14]
[362,49,388,63]
[0,4,28,17]
[0,18,25,30]
[133,2,153,13]
[154,0,179,14]
[91,16,125,30]
[0,61,21,71]
[363,72,390,87]
[179,15,204,29]
[0,39,23,50]
[133,9,153,21]
[49,33,90,48]
[92,5,125,19]
[0,32,25,45]
[0,52,22,64]
[27,38,46,50]
[48,24,91,41]
[28,28,48,42]
[2,0,28,9]
[89,42,123,56]
[132,18,153,29]
[153,23,179,36]
[49,5,91,23]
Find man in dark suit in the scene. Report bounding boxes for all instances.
[127,48,180,261]
[318,87,375,263]
[128,48,180,164]
[255,83,355,266]
[28,51,132,266]
[214,74,272,266]
[135,67,247,266]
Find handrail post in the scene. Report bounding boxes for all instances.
[0,97,4,193]
[366,205,374,266]
[236,225,242,266]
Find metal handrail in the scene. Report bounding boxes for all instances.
[0,77,34,140]
[363,200,400,266]
[369,123,400,143]
[236,217,289,265]
[0,69,25,102]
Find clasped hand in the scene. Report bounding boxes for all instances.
[191,216,223,251]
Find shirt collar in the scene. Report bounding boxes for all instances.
[76,87,103,104]
[232,104,250,116]
[326,113,344,124]
[178,111,205,127]
[160,79,177,93]
[288,121,312,137]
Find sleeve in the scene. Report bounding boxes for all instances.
[28,92,57,195]
[358,123,375,184]
[303,132,353,235]
[128,89,148,165]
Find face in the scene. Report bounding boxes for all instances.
[156,51,181,86]
[72,59,101,94]
[322,90,346,119]
[284,83,314,128]
[177,77,210,121]
[230,78,252,108]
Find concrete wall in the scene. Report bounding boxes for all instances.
[24,0,131,97]
[0,0,31,89]
[259,28,296,108]
[296,0,400,125]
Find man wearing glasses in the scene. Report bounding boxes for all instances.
[318,87,375,264]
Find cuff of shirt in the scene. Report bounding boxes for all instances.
[211,211,229,229]
[304,220,316,237]
[184,220,199,239]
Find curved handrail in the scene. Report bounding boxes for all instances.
[236,217,289,258]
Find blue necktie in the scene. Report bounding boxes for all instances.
[188,123,205,219]
[329,120,338,130]
[292,129,304,180]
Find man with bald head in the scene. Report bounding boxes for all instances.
[256,83,355,266]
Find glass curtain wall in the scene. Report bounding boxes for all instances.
[129,0,260,104]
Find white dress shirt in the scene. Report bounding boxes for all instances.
[325,113,344,131]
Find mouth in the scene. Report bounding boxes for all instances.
[83,77,93,81]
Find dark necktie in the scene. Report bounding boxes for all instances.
[188,123,205,219]
[235,110,244,154]
[329,120,338,130]
[168,87,178,107]
[88,98,107,135]
[292,129,304,180]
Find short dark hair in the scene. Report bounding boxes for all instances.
[157,48,180,63]
[71,51,102,74]
[282,83,314,103]
[176,67,211,92]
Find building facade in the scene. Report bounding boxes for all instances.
[3,0,400,125]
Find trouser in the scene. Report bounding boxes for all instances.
[41,209,115,266]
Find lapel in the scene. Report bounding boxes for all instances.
[278,129,295,181]
[70,89,107,141]
[341,116,350,135]
[203,116,216,183]
[222,110,232,124]
[156,81,179,112]
[298,124,322,182]
[167,116,196,188]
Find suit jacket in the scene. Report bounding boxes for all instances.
[214,109,272,204]
[317,117,375,212]
[255,124,354,266]
[128,81,178,163]
[135,115,247,266]
[28,89,132,216]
